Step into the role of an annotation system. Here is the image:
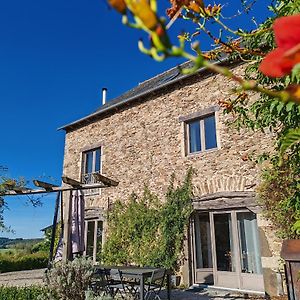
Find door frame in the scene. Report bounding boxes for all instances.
[191,212,214,284]
[192,209,264,292]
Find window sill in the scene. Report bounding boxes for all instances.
[186,147,219,157]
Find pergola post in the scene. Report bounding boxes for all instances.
[62,190,72,262]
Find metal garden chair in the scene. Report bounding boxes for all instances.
[132,269,166,300]
[106,268,132,299]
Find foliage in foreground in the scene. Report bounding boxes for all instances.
[102,170,193,271]
[0,285,113,300]
[41,257,95,300]
[0,251,48,273]
[258,159,300,239]
[0,286,49,300]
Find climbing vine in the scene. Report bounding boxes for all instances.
[102,169,193,271]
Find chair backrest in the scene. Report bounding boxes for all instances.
[109,268,122,281]
[150,268,165,283]
[91,268,109,292]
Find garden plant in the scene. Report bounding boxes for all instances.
[103,170,193,271]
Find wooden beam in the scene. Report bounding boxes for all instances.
[12,186,34,193]
[193,191,256,202]
[93,173,119,187]
[3,182,107,196]
[62,176,82,187]
[33,180,58,191]
[62,190,72,262]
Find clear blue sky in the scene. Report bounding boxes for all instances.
[0,0,272,239]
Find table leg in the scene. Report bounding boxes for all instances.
[140,275,144,300]
[167,274,171,300]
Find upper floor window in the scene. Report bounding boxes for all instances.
[81,148,101,195]
[179,107,219,155]
[188,114,217,153]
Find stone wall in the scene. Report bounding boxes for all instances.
[63,65,272,206]
[62,64,282,295]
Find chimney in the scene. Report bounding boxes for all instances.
[102,88,107,105]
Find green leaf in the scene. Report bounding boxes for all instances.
[292,63,300,83]
[292,220,300,235]
[269,100,279,113]
[277,102,284,114]
[280,128,300,156]
[286,101,295,112]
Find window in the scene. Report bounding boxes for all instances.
[85,219,103,262]
[186,114,217,154]
[81,148,101,195]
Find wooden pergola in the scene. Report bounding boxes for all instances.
[3,173,118,263]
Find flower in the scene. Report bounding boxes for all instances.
[167,0,204,19]
[259,14,300,78]
[108,0,127,14]
[286,84,300,103]
[127,0,159,31]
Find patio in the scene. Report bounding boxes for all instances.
[0,269,257,300]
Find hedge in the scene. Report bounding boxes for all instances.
[0,251,48,273]
[0,286,48,300]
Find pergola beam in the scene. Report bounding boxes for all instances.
[93,173,118,187]
[62,176,82,187]
[33,180,58,191]
[3,182,107,196]
[2,174,118,196]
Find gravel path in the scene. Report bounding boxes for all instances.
[0,268,46,286]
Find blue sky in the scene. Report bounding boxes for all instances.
[0,0,272,238]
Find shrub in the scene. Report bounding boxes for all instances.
[42,257,95,300]
[85,290,113,300]
[0,286,49,300]
[0,251,48,273]
[258,160,300,239]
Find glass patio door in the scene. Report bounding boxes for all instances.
[212,212,240,288]
[237,212,264,291]
[193,210,264,292]
[192,213,213,284]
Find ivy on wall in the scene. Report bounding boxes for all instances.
[102,169,193,271]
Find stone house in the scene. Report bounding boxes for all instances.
[60,60,283,296]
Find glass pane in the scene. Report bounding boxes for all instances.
[189,120,201,153]
[96,221,103,261]
[214,213,235,272]
[85,151,93,174]
[204,115,217,149]
[237,212,262,274]
[95,149,101,172]
[194,213,212,268]
[86,221,95,257]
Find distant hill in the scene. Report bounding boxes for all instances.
[0,237,43,249]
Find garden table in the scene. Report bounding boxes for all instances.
[96,266,172,300]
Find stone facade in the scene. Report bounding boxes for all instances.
[62,64,283,296]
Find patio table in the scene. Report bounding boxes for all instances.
[96,266,172,300]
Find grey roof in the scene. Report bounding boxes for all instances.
[59,58,233,131]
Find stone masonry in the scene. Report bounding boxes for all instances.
[62,64,283,296]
